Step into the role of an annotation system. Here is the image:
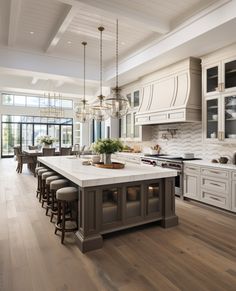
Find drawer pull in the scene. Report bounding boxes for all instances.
[209,182,221,187]
[210,196,220,201]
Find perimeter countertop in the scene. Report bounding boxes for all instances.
[38,156,177,187]
[184,160,236,170]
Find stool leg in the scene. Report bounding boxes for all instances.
[45,185,51,216]
[55,201,61,235]
[36,175,40,198]
[61,201,66,244]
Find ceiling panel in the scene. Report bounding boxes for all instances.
[15,0,67,51]
[0,0,10,45]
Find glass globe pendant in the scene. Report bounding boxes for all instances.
[105,19,130,118]
[74,41,91,123]
[91,26,111,122]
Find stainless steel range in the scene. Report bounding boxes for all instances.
[140,154,200,198]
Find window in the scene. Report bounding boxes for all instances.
[1,115,73,157]
[1,93,73,109]
[2,94,13,105]
[14,95,26,106]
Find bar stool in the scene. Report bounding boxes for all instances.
[55,187,78,244]
[41,171,56,206]
[36,168,48,199]
[45,175,61,216]
[50,179,69,222]
[35,166,46,197]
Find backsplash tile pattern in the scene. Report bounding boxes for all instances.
[126,123,236,162]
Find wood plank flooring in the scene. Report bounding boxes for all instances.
[0,158,236,291]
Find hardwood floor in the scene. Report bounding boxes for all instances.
[0,158,236,291]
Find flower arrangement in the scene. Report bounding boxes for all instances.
[92,138,123,154]
[37,135,56,145]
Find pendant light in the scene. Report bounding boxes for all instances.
[74,41,91,123]
[105,19,130,118]
[91,26,110,122]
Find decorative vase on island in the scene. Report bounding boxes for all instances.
[104,153,112,165]
[43,143,51,148]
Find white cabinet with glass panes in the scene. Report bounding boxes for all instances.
[120,89,152,141]
[202,45,236,143]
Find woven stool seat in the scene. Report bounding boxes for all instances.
[42,171,55,180]
[35,166,46,174]
[38,169,49,176]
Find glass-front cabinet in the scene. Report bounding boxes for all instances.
[206,98,219,140]
[224,95,236,140]
[204,95,236,142]
[204,57,236,96]
[102,188,122,226]
[120,90,141,140]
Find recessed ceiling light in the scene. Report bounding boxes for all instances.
[67,41,72,45]
[30,31,34,35]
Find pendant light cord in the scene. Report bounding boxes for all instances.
[98,26,104,105]
[116,19,118,89]
[82,41,87,105]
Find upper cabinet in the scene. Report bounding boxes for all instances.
[202,44,236,143]
[119,87,152,141]
[203,57,236,96]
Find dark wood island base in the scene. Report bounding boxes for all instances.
[75,177,178,253]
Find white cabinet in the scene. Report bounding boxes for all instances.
[203,56,236,97]
[202,47,236,143]
[120,89,152,141]
[231,172,236,212]
[184,164,200,200]
[183,162,234,212]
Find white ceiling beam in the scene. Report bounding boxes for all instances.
[70,0,169,33]
[8,0,22,46]
[46,4,78,53]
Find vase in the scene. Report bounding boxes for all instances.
[43,143,51,148]
[104,153,112,165]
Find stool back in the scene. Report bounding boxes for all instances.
[60,147,72,156]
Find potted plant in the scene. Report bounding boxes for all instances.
[37,135,56,148]
[92,138,123,164]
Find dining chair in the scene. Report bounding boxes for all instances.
[60,147,72,156]
[28,145,39,150]
[42,148,56,156]
[14,147,34,173]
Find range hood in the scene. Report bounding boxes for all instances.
[135,57,201,125]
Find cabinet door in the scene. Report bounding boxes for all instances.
[125,185,142,221]
[223,94,236,141]
[205,98,220,140]
[133,112,140,138]
[184,173,199,200]
[145,182,162,218]
[223,58,236,92]
[126,113,132,138]
[102,187,122,228]
[133,90,140,108]
[203,63,220,96]
[232,180,236,212]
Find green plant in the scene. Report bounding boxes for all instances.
[92,139,123,154]
[37,135,56,145]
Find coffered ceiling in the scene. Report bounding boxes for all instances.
[0,0,236,97]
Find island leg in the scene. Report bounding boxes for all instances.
[161,177,179,228]
[75,187,103,253]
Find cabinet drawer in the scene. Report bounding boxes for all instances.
[232,172,236,181]
[184,164,200,174]
[201,167,229,179]
[201,190,230,210]
[201,176,229,194]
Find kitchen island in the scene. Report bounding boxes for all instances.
[38,156,178,252]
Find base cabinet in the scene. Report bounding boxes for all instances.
[184,163,236,213]
[232,180,236,212]
[183,164,200,200]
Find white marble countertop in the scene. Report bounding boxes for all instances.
[184,160,236,170]
[38,156,177,187]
